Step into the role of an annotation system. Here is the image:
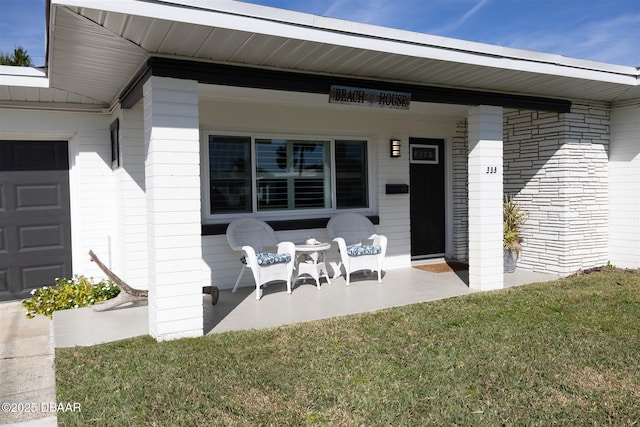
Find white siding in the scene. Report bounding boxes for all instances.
[70,126,115,276]
[112,103,148,288]
[0,108,114,280]
[609,103,640,268]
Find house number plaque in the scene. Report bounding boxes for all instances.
[410,144,438,164]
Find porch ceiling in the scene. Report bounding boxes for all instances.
[2,0,639,108]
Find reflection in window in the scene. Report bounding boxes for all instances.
[209,135,252,213]
[256,139,330,211]
[206,134,369,217]
[336,140,368,209]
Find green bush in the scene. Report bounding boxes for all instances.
[22,275,120,319]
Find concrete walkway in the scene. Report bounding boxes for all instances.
[0,301,57,427]
[1,266,558,426]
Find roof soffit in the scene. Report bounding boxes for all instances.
[46,0,639,106]
[49,5,147,105]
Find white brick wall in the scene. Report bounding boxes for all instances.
[467,106,504,290]
[144,76,203,340]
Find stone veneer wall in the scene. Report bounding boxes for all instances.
[451,103,610,276]
[503,103,610,275]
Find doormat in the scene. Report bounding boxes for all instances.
[413,261,468,273]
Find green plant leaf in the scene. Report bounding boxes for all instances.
[22,275,120,318]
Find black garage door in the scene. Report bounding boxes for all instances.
[0,141,72,301]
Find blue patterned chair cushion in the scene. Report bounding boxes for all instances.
[241,252,291,266]
[346,244,382,257]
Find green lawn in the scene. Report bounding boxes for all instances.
[56,269,640,426]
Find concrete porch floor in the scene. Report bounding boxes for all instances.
[53,266,558,348]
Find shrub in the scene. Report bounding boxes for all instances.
[22,275,120,319]
[503,194,527,254]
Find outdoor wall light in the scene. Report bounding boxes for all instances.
[390,139,401,158]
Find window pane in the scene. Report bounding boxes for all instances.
[206,136,365,216]
[295,179,325,208]
[336,140,368,208]
[256,139,287,175]
[292,142,324,174]
[256,139,330,211]
[292,142,328,209]
[209,135,252,213]
[256,139,287,210]
[257,179,288,210]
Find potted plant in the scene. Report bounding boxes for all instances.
[503,195,527,273]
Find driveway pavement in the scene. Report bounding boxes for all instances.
[0,301,56,426]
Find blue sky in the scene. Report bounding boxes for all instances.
[0,0,638,67]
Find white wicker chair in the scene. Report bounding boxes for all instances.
[226,218,296,300]
[327,213,388,286]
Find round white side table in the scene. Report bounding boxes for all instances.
[294,242,332,289]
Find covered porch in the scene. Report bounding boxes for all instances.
[53,265,557,347]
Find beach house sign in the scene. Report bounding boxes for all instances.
[329,85,411,110]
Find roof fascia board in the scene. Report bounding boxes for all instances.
[120,65,152,109]
[52,0,638,87]
[121,57,571,113]
[0,102,106,112]
[0,66,49,88]
[168,0,638,75]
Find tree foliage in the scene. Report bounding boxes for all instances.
[0,46,33,66]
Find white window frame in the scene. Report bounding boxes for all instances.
[201,131,375,224]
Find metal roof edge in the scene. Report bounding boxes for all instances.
[0,101,108,113]
[163,0,640,76]
[0,66,49,88]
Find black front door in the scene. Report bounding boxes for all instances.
[409,138,445,258]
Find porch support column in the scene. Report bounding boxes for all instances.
[143,76,203,341]
[467,105,504,291]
